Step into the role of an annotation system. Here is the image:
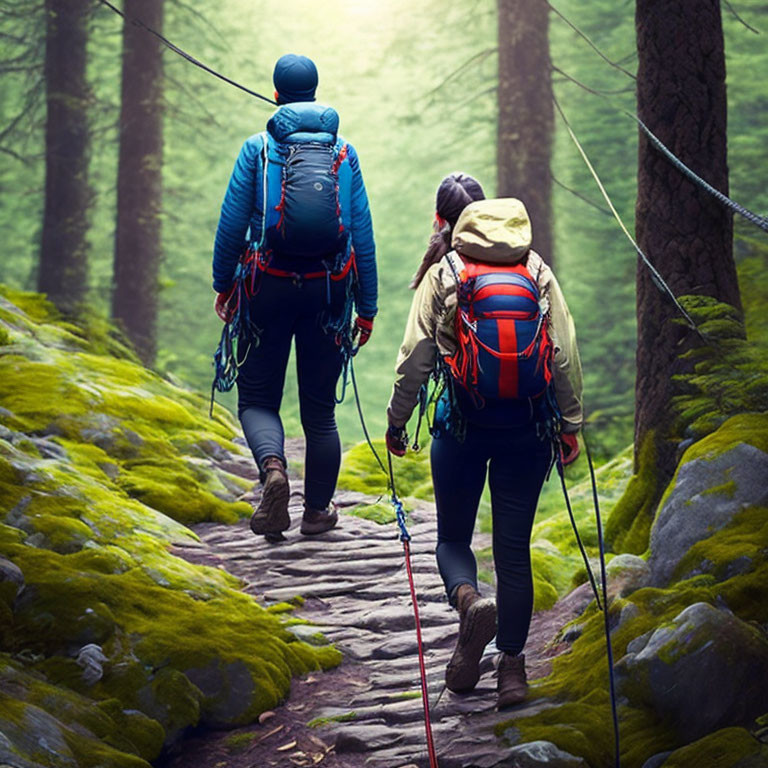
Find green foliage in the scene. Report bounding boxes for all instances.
[672,295,768,442]
[338,439,433,500]
[604,432,658,555]
[344,501,397,525]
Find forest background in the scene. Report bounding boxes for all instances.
[1,0,767,463]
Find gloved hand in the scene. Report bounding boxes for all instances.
[559,432,581,467]
[214,288,236,323]
[354,316,374,348]
[386,424,408,457]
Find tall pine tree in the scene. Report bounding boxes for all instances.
[112,0,165,365]
[608,0,745,554]
[38,0,91,313]
[497,0,554,266]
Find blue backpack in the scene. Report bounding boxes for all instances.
[260,132,350,263]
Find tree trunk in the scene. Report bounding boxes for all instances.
[113,0,164,365]
[634,0,741,482]
[497,0,554,266]
[38,0,91,313]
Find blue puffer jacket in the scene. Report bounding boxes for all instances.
[212,102,378,318]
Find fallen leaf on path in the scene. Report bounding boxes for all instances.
[258,710,275,724]
[312,753,325,764]
[277,740,298,751]
[306,734,329,751]
[249,724,284,747]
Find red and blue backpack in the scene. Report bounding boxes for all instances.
[443,250,554,405]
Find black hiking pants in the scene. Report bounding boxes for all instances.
[431,419,552,655]
[237,272,348,510]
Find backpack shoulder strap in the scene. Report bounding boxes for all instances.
[258,132,269,247]
[445,250,466,285]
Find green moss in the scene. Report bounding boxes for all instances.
[338,439,433,500]
[477,568,494,586]
[117,459,251,526]
[344,501,397,525]
[266,602,297,614]
[0,285,59,323]
[700,479,738,498]
[605,432,658,554]
[678,413,768,463]
[661,727,767,767]
[673,506,768,585]
[224,730,258,752]
[388,690,421,701]
[307,710,357,727]
[0,325,10,346]
[0,654,160,767]
[62,728,152,768]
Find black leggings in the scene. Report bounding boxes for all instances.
[431,420,552,655]
[237,272,348,510]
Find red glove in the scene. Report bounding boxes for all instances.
[354,316,374,348]
[560,432,580,467]
[386,424,407,457]
[214,288,236,323]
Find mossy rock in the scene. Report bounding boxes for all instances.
[648,425,768,586]
[0,653,158,767]
[659,727,768,767]
[0,292,343,753]
[616,602,768,744]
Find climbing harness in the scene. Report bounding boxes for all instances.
[97,0,277,106]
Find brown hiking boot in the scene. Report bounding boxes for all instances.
[250,457,290,537]
[300,503,339,535]
[496,652,528,709]
[445,583,497,693]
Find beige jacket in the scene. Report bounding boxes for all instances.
[387,198,583,432]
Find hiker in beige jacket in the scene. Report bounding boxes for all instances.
[385,197,583,710]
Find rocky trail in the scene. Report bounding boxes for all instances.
[166,439,593,768]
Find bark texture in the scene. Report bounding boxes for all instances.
[635,0,741,482]
[113,0,164,365]
[38,0,91,313]
[497,0,554,266]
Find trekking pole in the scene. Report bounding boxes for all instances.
[387,451,440,768]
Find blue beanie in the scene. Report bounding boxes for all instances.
[273,54,318,104]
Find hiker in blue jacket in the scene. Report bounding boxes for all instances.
[212,54,377,540]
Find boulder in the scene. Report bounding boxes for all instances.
[605,554,650,599]
[497,740,588,767]
[0,557,24,600]
[616,602,768,742]
[655,727,768,767]
[648,443,768,585]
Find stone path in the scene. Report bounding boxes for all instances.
[167,439,592,768]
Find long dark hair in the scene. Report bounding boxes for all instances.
[410,173,485,289]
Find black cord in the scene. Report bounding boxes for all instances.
[349,357,389,479]
[556,451,603,610]
[97,0,278,106]
[584,432,621,768]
